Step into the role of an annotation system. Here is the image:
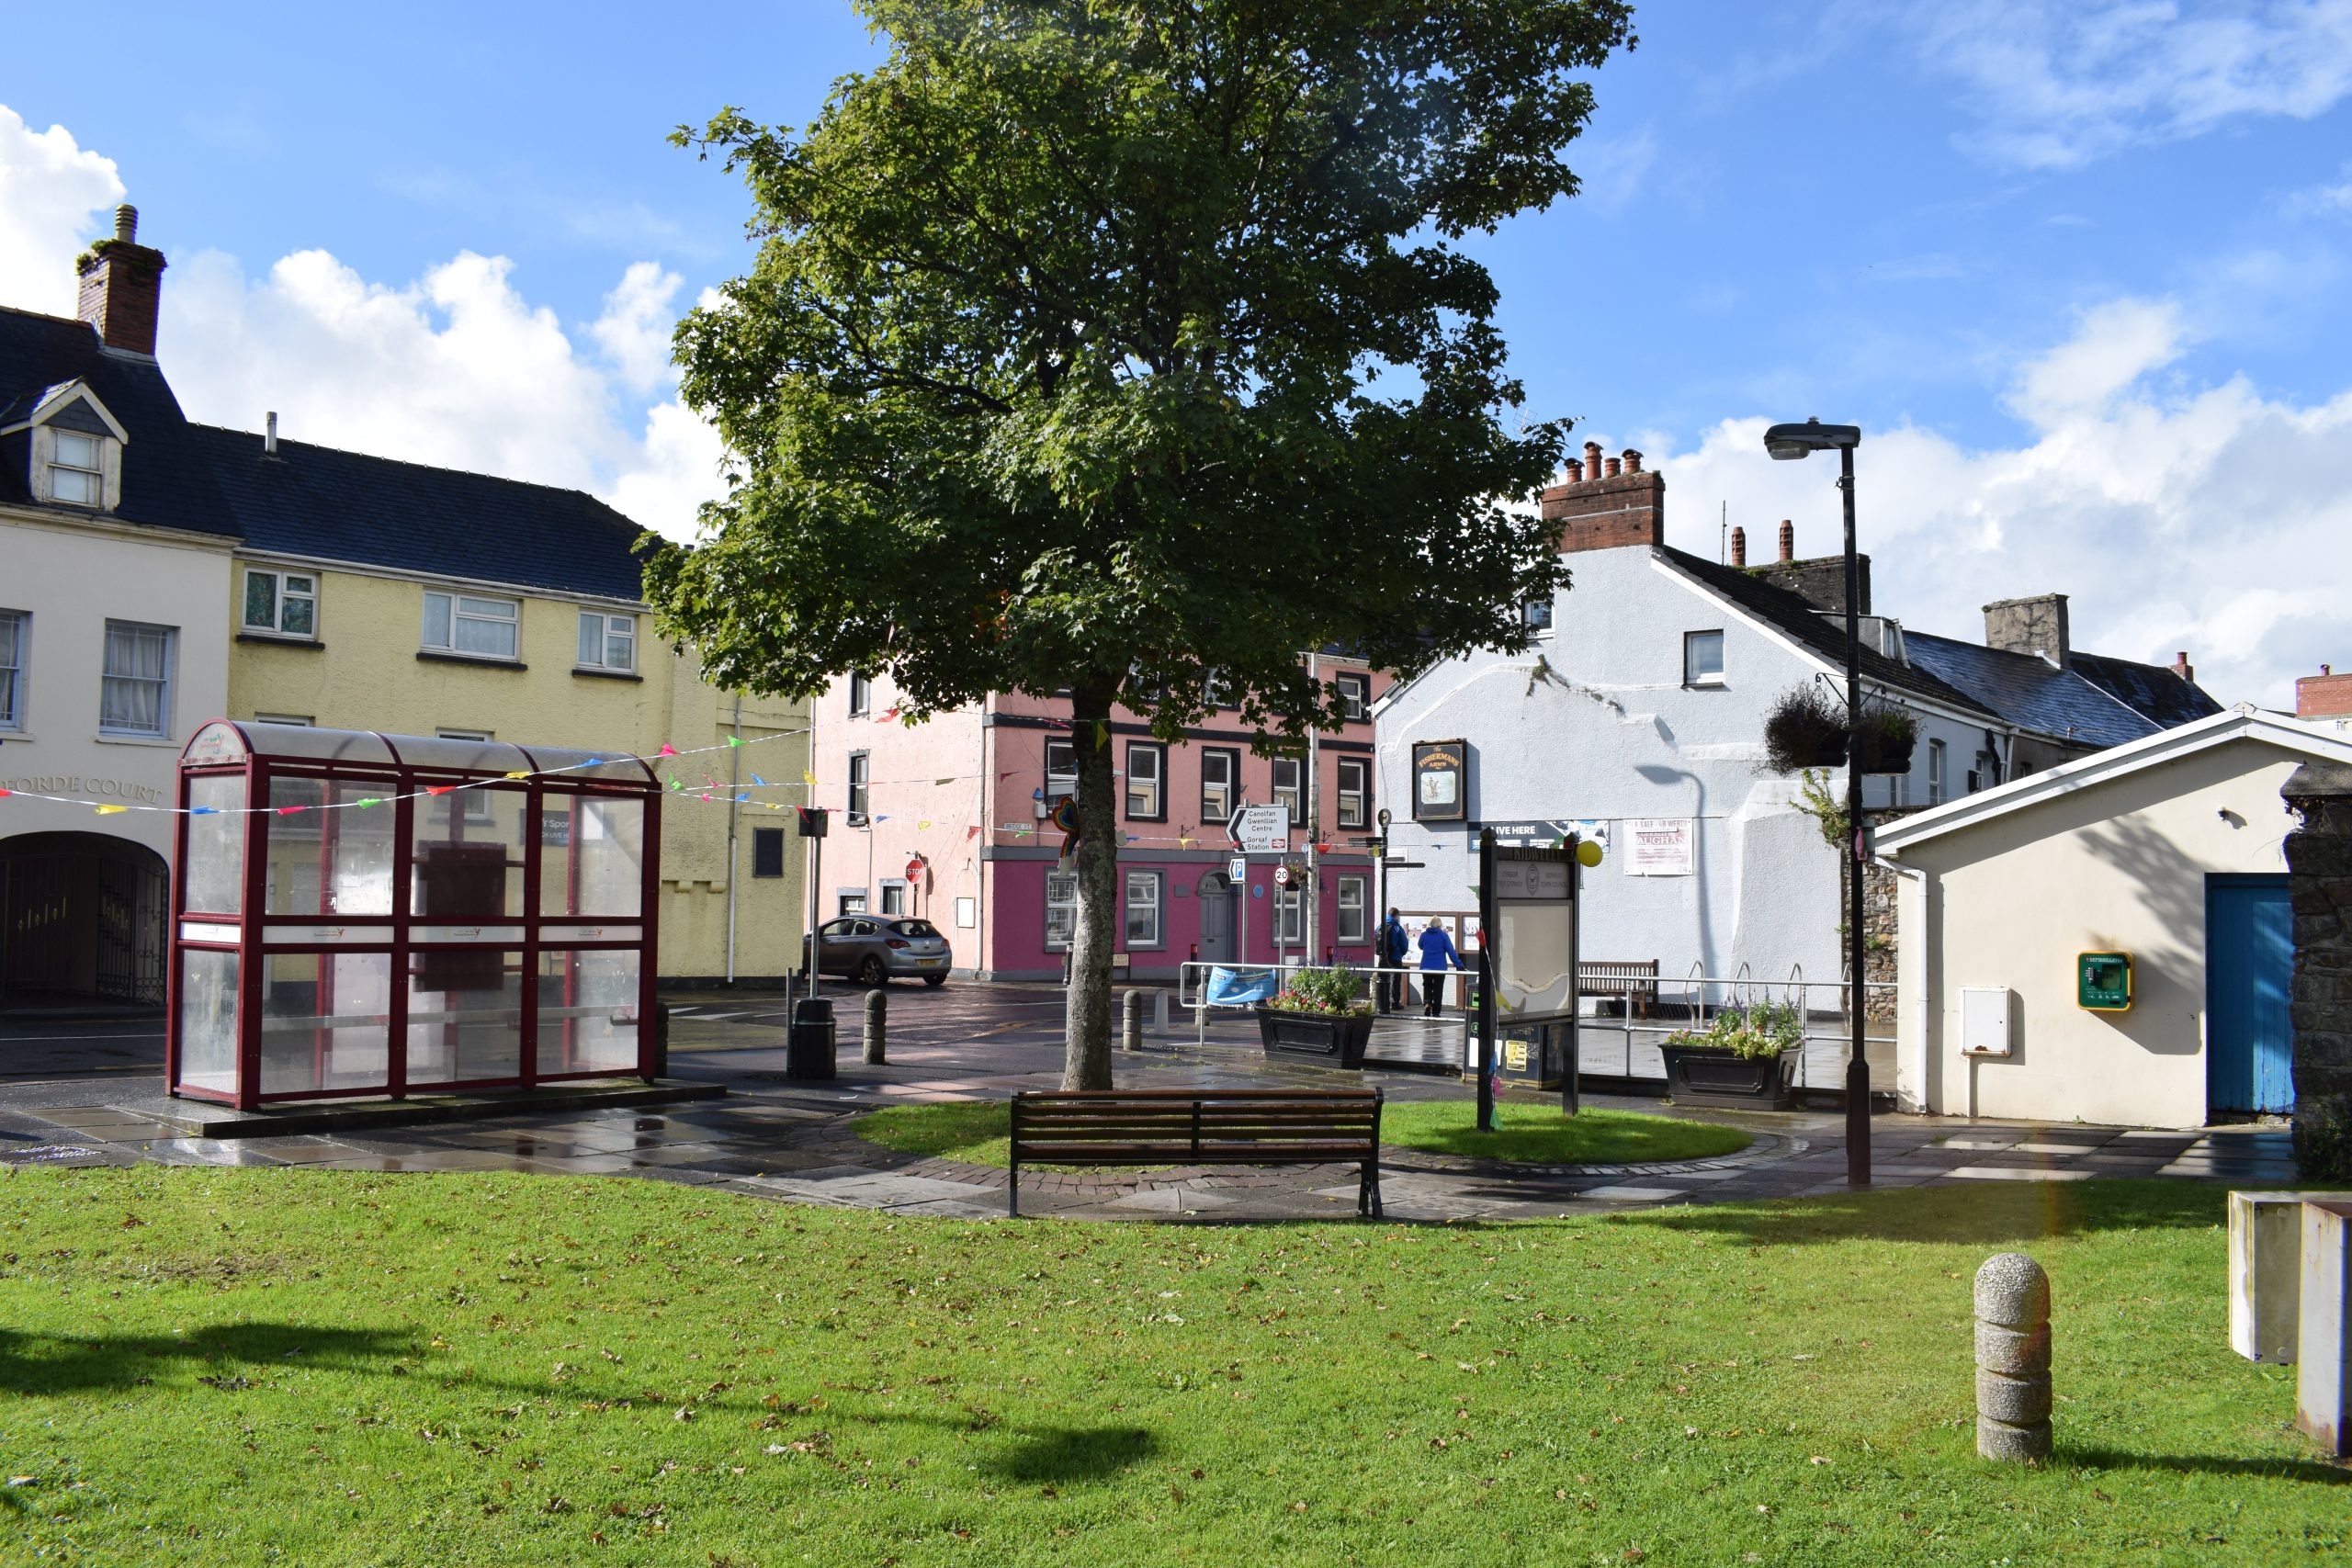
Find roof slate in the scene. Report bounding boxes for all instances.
[1657,546,1997,720]
[0,307,239,538]
[194,426,650,603]
[2073,649,2224,729]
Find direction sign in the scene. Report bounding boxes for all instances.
[1227,857,1248,882]
[1228,805,1289,854]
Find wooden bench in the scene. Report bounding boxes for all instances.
[1007,1089,1385,1218]
[1580,960,1660,1020]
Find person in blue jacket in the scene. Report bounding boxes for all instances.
[1376,907,1410,1012]
[1417,919,1463,1017]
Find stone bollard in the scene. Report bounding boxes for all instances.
[863,987,887,1066]
[1122,989,1144,1053]
[1975,1253,2053,1462]
[1153,989,1171,1034]
[2299,1201,2352,1455]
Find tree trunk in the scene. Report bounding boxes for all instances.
[1061,678,1120,1089]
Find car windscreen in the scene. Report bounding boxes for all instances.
[892,920,942,939]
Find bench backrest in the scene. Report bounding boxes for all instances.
[1011,1089,1382,1163]
[1579,960,1659,994]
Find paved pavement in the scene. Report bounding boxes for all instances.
[0,981,2302,1221]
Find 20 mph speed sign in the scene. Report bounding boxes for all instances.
[1272,864,1292,886]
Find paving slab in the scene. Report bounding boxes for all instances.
[1944,1165,2098,1182]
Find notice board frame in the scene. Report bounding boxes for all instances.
[1474,829,1581,1129]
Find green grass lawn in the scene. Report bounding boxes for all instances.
[0,1169,2341,1565]
[854,1098,1749,1168]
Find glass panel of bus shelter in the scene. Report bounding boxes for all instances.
[537,948,641,1074]
[259,952,392,1094]
[265,779,397,915]
[385,733,532,775]
[537,796,646,918]
[231,726,397,766]
[518,745,658,786]
[177,948,240,1095]
[409,785,526,921]
[405,952,524,1085]
[183,774,247,915]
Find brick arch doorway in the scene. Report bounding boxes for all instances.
[0,831,168,1012]
[1195,871,1239,964]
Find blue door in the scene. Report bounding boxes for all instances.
[2207,874,2294,1114]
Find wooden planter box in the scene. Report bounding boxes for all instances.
[1661,1043,1795,1110]
[1258,1008,1376,1069]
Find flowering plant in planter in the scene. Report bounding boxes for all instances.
[1762,683,1849,773]
[1268,965,1374,1018]
[1664,999,1804,1059]
[1850,701,1918,774]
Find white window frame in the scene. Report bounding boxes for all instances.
[251,713,313,727]
[47,429,104,508]
[242,568,319,639]
[0,609,26,731]
[847,751,870,824]
[1274,886,1305,945]
[1200,748,1238,824]
[97,619,173,738]
[1044,739,1078,806]
[1928,739,1947,806]
[1522,597,1555,634]
[1044,870,1080,952]
[1684,629,1725,687]
[1335,671,1371,722]
[435,728,498,823]
[1125,868,1164,949]
[880,880,909,917]
[1336,873,1369,945]
[1337,757,1369,829]
[838,892,867,917]
[576,610,636,672]
[421,590,521,661]
[1125,741,1165,820]
[1272,757,1304,827]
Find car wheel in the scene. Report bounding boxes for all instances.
[922,974,947,987]
[857,955,888,987]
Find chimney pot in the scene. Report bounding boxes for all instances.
[1604,456,1621,477]
[1778,520,1794,562]
[114,204,138,243]
[1623,448,1643,473]
[1584,439,1604,476]
[265,412,278,457]
[1730,526,1747,567]
[76,200,166,357]
[1565,457,1582,482]
[2326,664,2335,677]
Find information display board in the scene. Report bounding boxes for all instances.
[1475,832,1581,1123]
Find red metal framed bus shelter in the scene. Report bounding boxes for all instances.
[168,721,662,1110]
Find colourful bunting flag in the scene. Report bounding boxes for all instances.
[726,735,742,747]
[916,818,932,829]
[735,793,750,803]
[802,770,818,788]
[752,774,768,787]
[0,789,12,798]
[277,806,307,816]
[667,776,682,791]
[503,771,530,781]
[355,797,384,809]
[189,807,218,815]
[95,805,129,815]
[966,825,980,840]
[426,784,459,795]
[658,744,679,757]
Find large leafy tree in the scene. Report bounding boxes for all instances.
[648,0,1636,1089]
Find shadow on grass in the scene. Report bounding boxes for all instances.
[0,1323,404,1395]
[982,1423,1162,1483]
[1609,1179,2230,1247]
[2068,1447,2352,1485]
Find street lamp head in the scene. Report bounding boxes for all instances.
[1763,418,1861,461]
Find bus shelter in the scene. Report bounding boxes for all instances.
[170,721,661,1109]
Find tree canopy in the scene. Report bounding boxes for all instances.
[648,0,1636,1082]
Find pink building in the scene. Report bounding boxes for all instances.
[806,665,1389,981]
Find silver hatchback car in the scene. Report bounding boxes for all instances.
[808,916,954,987]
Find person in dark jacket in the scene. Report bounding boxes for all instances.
[1376,908,1410,1012]
[1417,919,1463,1017]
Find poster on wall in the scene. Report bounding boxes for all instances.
[1411,739,1467,822]
[1623,818,1694,876]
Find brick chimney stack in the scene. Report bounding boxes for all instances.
[75,203,168,357]
[1730,526,1746,567]
[1539,439,1667,555]
[2172,651,2194,682]
[1777,520,1794,562]
[1984,593,2071,671]
[2298,664,2352,719]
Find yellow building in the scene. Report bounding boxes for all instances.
[202,423,808,984]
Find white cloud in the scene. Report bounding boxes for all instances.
[2286,160,2352,215]
[0,107,124,317]
[1631,302,2352,710]
[590,261,685,395]
[1,102,722,544]
[1915,0,2352,169]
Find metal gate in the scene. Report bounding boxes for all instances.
[2207,874,2294,1114]
[0,835,169,1010]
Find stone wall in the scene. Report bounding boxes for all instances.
[2283,761,2352,1179]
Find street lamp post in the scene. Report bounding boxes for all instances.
[1764,418,1871,1189]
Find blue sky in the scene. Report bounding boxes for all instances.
[6,1,2350,705]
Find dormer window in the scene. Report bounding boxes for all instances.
[49,431,104,506]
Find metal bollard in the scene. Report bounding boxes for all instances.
[1122,988,1144,1053]
[1974,1253,2053,1462]
[863,987,887,1065]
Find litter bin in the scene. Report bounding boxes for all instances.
[1496,1019,1573,1094]
[786,997,837,1080]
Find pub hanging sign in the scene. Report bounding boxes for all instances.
[1411,739,1467,823]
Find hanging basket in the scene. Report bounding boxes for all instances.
[1852,704,1920,775]
[1763,684,1850,774]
